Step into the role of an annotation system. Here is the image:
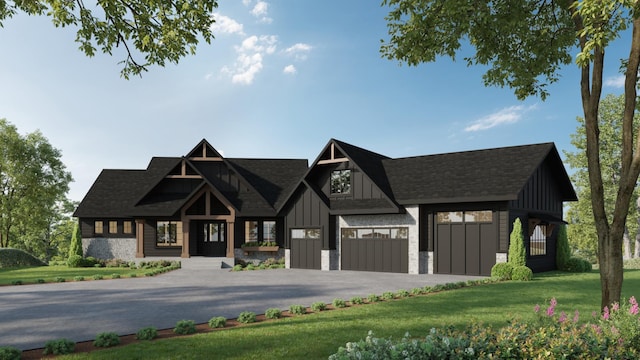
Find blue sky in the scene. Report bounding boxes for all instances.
[0,0,630,202]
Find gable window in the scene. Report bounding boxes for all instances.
[123,221,133,234]
[108,221,118,234]
[156,221,183,247]
[94,221,104,234]
[331,169,351,194]
[530,224,547,256]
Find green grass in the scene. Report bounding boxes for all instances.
[0,266,155,285]
[56,270,640,360]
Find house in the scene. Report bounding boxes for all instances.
[74,139,577,276]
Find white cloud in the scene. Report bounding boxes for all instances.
[210,13,244,36]
[464,104,537,132]
[223,35,278,85]
[284,43,312,60]
[283,65,296,74]
[251,1,273,24]
[604,75,625,88]
[242,0,251,6]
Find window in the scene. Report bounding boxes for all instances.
[437,211,463,223]
[341,227,408,240]
[291,228,321,239]
[156,221,183,247]
[94,221,103,234]
[330,169,351,194]
[204,223,224,242]
[108,221,118,234]
[123,221,133,234]
[245,221,259,242]
[263,221,276,242]
[530,225,547,256]
[437,211,492,223]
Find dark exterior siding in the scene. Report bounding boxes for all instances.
[143,220,181,257]
[284,186,332,249]
[510,161,563,214]
[498,210,508,252]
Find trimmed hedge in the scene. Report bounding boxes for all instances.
[511,265,533,281]
[0,248,46,268]
[491,262,514,280]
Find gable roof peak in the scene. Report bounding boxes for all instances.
[186,139,224,160]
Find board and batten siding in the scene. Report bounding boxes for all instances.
[510,161,563,214]
[284,186,332,249]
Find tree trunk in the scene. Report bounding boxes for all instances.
[598,229,624,310]
[624,226,632,260]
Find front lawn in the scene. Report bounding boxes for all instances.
[0,265,173,285]
[55,270,640,360]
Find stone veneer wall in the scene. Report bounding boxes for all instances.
[338,206,429,274]
[234,248,285,265]
[83,238,136,261]
[496,253,507,264]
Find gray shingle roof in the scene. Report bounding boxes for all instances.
[383,142,577,204]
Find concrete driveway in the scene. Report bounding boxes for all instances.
[0,268,484,350]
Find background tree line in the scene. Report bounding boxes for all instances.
[0,119,74,261]
[565,94,640,264]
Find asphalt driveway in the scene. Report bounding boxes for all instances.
[0,268,484,350]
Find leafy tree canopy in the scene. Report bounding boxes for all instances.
[0,0,218,78]
[381,0,640,309]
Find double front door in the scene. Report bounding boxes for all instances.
[195,221,226,257]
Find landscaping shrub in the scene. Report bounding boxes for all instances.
[136,326,158,340]
[10,280,22,285]
[491,262,514,280]
[311,302,327,312]
[350,296,364,305]
[93,274,104,280]
[36,278,45,283]
[208,316,226,328]
[129,273,137,278]
[508,218,526,266]
[333,298,347,308]
[43,338,75,355]
[74,276,85,281]
[237,311,256,324]
[93,332,121,347]
[289,304,307,315]
[232,264,243,271]
[55,276,65,282]
[556,224,571,270]
[330,297,640,359]
[245,263,256,271]
[423,285,432,293]
[68,222,83,258]
[410,287,423,295]
[67,254,83,268]
[173,320,196,335]
[111,274,121,279]
[0,346,20,360]
[395,289,410,298]
[563,256,592,272]
[381,291,395,300]
[366,294,380,303]
[511,265,533,281]
[265,308,282,319]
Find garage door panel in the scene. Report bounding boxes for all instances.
[466,224,480,276]
[291,237,321,270]
[436,224,451,274]
[341,228,408,273]
[451,224,466,275]
[480,223,496,276]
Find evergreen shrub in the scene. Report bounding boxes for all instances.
[136,327,158,340]
[93,332,120,347]
[491,262,514,280]
[508,218,526,266]
[0,346,20,360]
[237,311,256,324]
[265,308,282,319]
[173,320,196,335]
[511,265,533,281]
[311,302,327,312]
[289,304,307,315]
[43,338,75,355]
[332,298,347,308]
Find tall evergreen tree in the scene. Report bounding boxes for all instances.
[508,218,526,267]
[68,221,83,258]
